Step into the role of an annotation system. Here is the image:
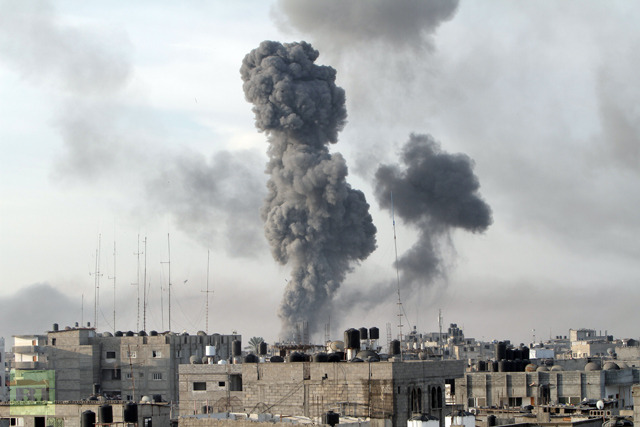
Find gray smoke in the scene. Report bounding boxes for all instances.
[275,0,459,52]
[241,41,377,337]
[0,0,266,257]
[375,133,492,287]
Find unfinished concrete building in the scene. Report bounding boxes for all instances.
[455,364,640,410]
[12,325,240,403]
[179,359,465,427]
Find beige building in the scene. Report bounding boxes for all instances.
[179,358,465,427]
[12,326,240,403]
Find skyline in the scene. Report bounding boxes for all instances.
[1,1,639,345]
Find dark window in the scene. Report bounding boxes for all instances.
[193,382,206,391]
[51,339,56,346]
[229,374,242,391]
[218,381,225,387]
[106,351,116,359]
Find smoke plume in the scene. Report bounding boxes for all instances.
[375,133,492,287]
[241,41,377,337]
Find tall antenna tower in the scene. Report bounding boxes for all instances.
[438,309,443,359]
[91,234,103,329]
[391,193,405,350]
[160,233,172,331]
[132,235,143,331]
[201,250,214,334]
[143,236,148,331]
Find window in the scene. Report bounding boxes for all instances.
[126,372,133,379]
[51,339,56,346]
[153,373,163,380]
[106,351,116,359]
[218,381,225,387]
[152,350,162,358]
[193,382,206,391]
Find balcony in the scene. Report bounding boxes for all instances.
[13,361,47,370]
[12,345,44,354]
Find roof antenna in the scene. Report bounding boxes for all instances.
[391,193,404,359]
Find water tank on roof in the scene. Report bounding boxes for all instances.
[369,327,380,340]
[259,341,268,356]
[270,356,284,363]
[81,410,95,427]
[359,327,368,340]
[327,353,343,362]
[123,403,137,423]
[150,330,158,336]
[139,331,147,337]
[313,353,328,362]
[232,340,242,357]
[115,331,123,337]
[391,340,401,356]
[126,331,134,337]
[205,346,216,357]
[98,404,113,424]
[288,352,306,362]
[244,354,259,363]
[495,341,507,360]
[344,328,360,349]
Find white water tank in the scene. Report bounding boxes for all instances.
[205,346,216,357]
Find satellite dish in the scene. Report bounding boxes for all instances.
[596,400,604,410]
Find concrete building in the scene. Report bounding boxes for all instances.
[12,326,240,404]
[0,339,7,401]
[0,400,171,427]
[179,359,465,427]
[455,364,640,410]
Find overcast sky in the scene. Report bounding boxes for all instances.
[1,0,638,347]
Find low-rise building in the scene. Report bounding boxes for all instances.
[179,358,465,427]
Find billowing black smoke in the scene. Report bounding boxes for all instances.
[375,133,492,286]
[241,41,377,337]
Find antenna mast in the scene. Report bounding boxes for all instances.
[132,235,142,331]
[143,236,148,331]
[391,193,404,354]
[92,234,103,329]
[200,250,213,334]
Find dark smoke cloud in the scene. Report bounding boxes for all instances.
[275,0,459,52]
[241,41,377,337]
[375,133,492,287]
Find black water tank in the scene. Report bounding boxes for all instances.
[99,404,113,424]
[153,394,162,402]
[53,323,59,332]
[150,330,158,336]
[344,328,360,349]
[488,415,496,427]
[369,327,380,340]
[244,354,259,363]
[288,352,306,362]
[313,353,328,362]
[323,411,340,427]
[359,327,368,340]
[126,331,134,337]
[391,339,401,355]
[259,341,268,355]
[139,330,147,337]
[477,360,486,372]
[81,410,95,427]
[495,341,507,360]
[115,331,123,337]
[270,355,284,363]
[232,340,242,357]
[506,348,514,361]
[522,346,530,360]
[124,402,138,423]
[498,360,507,372]
[327,353,343,362]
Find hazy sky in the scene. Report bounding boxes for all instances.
[1,0,638,347]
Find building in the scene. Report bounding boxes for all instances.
[455,362,640,410]
[0,400,171,427]
[12,325,240,404]
[179,358,465,427]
